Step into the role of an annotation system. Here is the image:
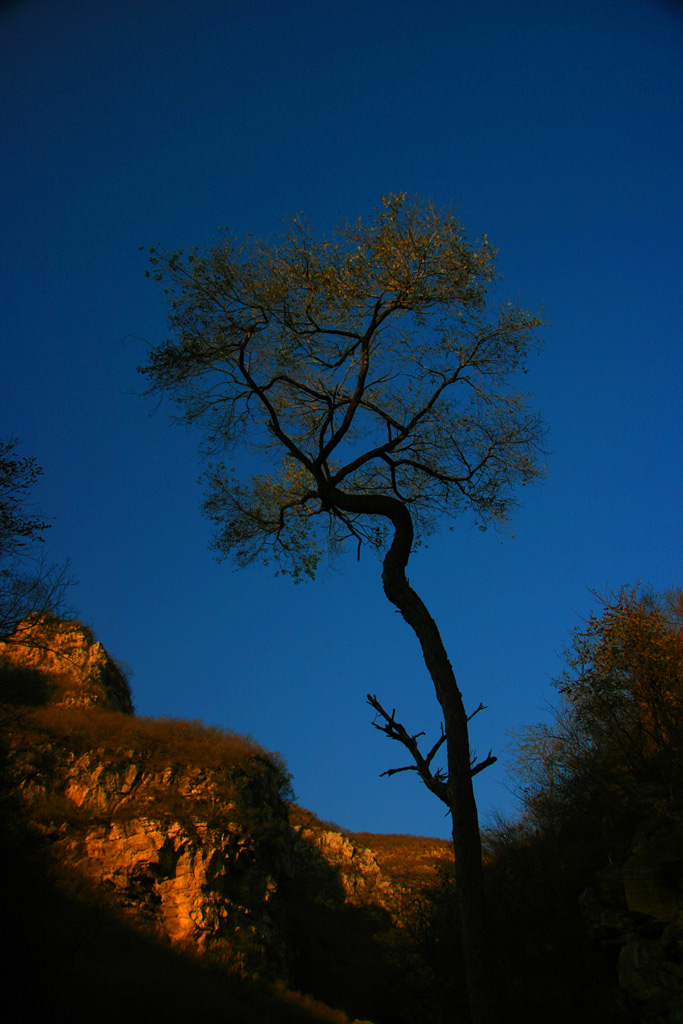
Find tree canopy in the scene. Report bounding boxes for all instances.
[142,194,545,580]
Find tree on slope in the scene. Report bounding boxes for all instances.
[558,586,683,783]
[141,194,546,1024]
[507,586,683,838]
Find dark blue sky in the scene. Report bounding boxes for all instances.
[2,0,681,837]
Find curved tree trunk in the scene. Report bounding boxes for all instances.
[381,517,499,1024]
[327,484,500,1024]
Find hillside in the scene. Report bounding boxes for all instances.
[5,611,682,1023]
[0,616,454,1024]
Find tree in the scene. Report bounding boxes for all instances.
[507,586,683,835]
[0,438,72,641]
[140,194,546,1023]
[557,586,683,797]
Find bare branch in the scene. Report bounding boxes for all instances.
[470,751,497,777]
[380,764,418,778]
[467,702,487,722]
[425,727,448,765]
[367,693,451,806]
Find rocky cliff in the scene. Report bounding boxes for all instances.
[0,617,451,1024]
[0,614,134,713]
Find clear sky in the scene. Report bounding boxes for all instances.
[1,0,681,839]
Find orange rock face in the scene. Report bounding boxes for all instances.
[0,615,134,713]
